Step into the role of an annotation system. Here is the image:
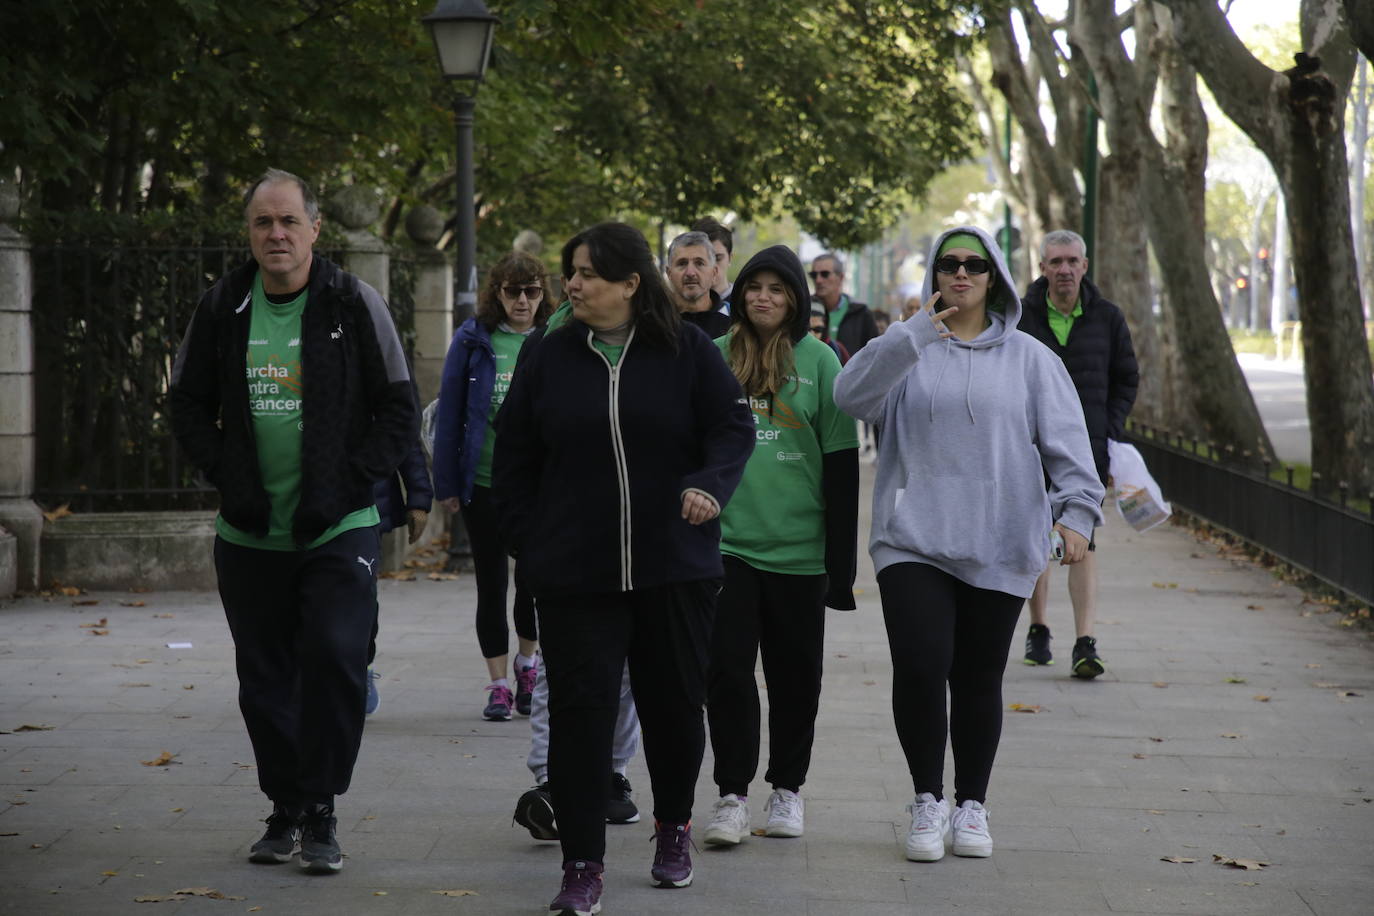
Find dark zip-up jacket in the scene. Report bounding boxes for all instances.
[1018,275,1139,485]
[824,295,881,359]
[681,289,733,340]
[433,316,499,506]
[170,256,418,546]
[493,318,754,597]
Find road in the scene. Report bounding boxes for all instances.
[1237,352,1309,466]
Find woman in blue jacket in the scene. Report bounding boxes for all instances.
[494,222,754,916]
[433,250,552,721]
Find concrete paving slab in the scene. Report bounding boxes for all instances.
[2,461,1372,915]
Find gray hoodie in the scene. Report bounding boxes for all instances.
[833,226,1104,598]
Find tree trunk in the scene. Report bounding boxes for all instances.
[1096,153,1167,426]
[1158,0,1374,492]
[1352,56,1369,318]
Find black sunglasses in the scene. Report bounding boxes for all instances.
[934,256,991,275]
[501,284,544,300]
[808,270,834,280]
[809,324,826,334]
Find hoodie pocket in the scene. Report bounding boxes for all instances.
[887,473,995,565]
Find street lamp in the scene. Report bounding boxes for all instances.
[423,0,496,573]
[423,0,497,324]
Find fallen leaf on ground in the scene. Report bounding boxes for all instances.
[0,831,17,836]
[14,724,56,732]
[1224,676,1247,683]
[1312,682,1343,688]
[73,600,100,607]
[102,870,119,876]
[374,891,388,896]
[80,618,109,628]
[170,807,183,813]
[1161,856,1196,864]
[1220,733,1243,739]
[1008,703,1042,713]
[1213,854,1268,870]
[1152,582,1178,589]
[249,908,262,913]
[433,889,479,897]
[862,680,876,686]
[120,683,152,688]
[1133,753,1148,759]
[182,685,194,690]
[152,612,173,618]
[172,887,244,899]
[1245,604,1264,611]
[427,572,460,581]
[42,504,72,522]
[119,601,147,608]
[58,586,81,596]
[1152,682,1168,688]
[1253,695,1271,702]
[1148,736,1164,743]
[750,828,767,836]
[1306,663,1322,669]
[134,895,176,902]
[1147,810,1165,815]
[141,751,178,767]
[1337,690,1362,698]
[380,570,415,581]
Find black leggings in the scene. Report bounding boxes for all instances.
[877,562,1023,805]
[462,485,537,659]
[707,556,826,796]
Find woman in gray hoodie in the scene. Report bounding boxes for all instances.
[833,227,1103,863]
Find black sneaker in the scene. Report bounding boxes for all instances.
[1024,624,1053,666]
[514,784,559,841]
[1071,636,1105,679]
[248,803,301,864]
[607,772,640,825]
[299,804,343,873]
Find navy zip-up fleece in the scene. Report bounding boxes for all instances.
[493,319,754,597]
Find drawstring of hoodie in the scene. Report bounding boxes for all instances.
[926,338,978,424]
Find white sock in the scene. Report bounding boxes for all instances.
[514,653,536,671]
[490,677,509,689]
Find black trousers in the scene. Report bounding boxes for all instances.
[707,556,827,797]
[462,485,537,659]
[537,578,719,866]
[215,526,380,806]
[877,562,1023,805]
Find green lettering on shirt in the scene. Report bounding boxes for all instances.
[716,334,858,574]
[474,328,530,487]
[216,273,378,550]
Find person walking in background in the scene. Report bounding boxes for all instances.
[366,433,431,715]
[809,307,851,364]
[701,245,859,848]
[1017,229,1138,678]
[810,251,879,358]
[666,229,732,339]
[692,216,735,307]
[494,222,753,915]
[170,168,417,874]
[833,226,1103,864]
[433,251,552,721]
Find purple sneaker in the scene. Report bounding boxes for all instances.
[650,820,694,888]
[483,683,514,721]
[549,859,603,915]
[515,659,538,717]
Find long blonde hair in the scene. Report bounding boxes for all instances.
[727,279,797,401]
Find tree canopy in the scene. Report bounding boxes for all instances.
[3,0,982,250]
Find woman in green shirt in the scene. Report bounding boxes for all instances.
[702,245,860,846]
[434,250,552,721]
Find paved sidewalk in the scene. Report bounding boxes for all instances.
[2,463,1372,915]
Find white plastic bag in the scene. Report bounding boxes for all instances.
[1107,439,1171,533]
[420,398,439,460]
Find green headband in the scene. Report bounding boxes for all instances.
[938,233,989,259]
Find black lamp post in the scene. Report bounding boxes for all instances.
[423,0,496,572]
[423,0,497,325]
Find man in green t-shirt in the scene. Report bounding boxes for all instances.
[170,169,417,876]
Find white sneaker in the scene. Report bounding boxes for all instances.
[950,799,993,857]
[904,792,950,861]
[702,794,751,846]
[764,788,804,838]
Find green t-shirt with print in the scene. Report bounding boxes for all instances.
[216,275,379,551]
[716,333,858,574]
[474,327,531,488]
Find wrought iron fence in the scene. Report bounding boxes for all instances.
[1127,423,1374,605]
[31,244,417,513]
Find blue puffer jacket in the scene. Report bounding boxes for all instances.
[433,317,496,505]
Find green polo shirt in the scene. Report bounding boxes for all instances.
[1047,298,1083,347]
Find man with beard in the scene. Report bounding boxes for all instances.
[666,230,732,339]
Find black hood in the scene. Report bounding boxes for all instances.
[727,245,812,344]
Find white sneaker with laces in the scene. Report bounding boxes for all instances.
[904,792,950,862]
[702,794,751,846]
[950,799,993,857]
[764,788,804,838]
